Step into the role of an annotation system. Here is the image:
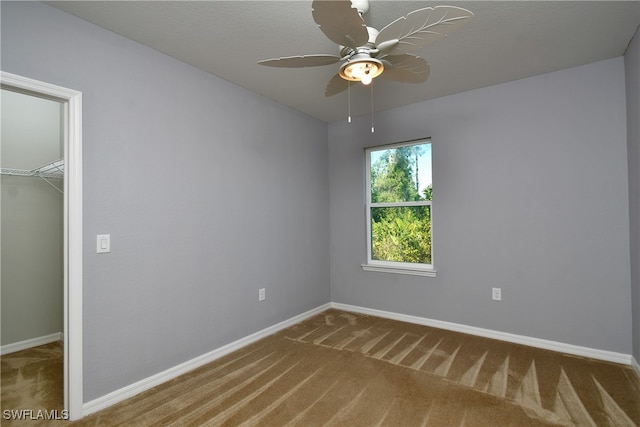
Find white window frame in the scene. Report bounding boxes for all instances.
[362,138,436,277]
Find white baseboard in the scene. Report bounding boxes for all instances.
[82,303,332,417]
[1,332,63,355]
[330,302,634,366]
[81,300,638,418]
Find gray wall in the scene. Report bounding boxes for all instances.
[1,2,330,401]
[329,57,632,354]
[626,26,640,363]
[1,90,63,346]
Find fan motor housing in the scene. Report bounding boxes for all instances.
[339,26,379,57]
[351,0,370,16]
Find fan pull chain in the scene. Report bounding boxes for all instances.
[347,81,352,123]
[370,82,375,133]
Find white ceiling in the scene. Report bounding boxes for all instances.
[46,1,639,123]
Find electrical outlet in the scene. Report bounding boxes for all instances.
[258,288,266,302]
[492,287,502,301]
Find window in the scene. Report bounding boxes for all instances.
[363,139,435,276]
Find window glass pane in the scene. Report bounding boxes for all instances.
[370,143,431,203]
[370,205,431,264]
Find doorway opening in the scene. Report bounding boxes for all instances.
[0,72,83,420]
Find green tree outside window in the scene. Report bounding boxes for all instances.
[367,141,432,266]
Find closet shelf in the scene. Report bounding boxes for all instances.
[1,159,64,193]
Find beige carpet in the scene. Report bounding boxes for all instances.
[3,310,639,426]
[1,341,64,426]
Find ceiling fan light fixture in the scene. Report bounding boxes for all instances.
[339,55,383,85]
[259,2,474,98]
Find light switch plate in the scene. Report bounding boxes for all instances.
[97,234,110,253]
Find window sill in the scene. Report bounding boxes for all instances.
[361,264,437,277]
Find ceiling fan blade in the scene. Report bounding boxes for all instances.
[258,54,341,68]
[376,6,473,55]
[380,55,430,83]
[312,0,369,49]
[325,73,349,97]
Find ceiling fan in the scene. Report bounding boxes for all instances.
[258,0,474,96]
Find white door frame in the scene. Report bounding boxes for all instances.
[1,71,83,420]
